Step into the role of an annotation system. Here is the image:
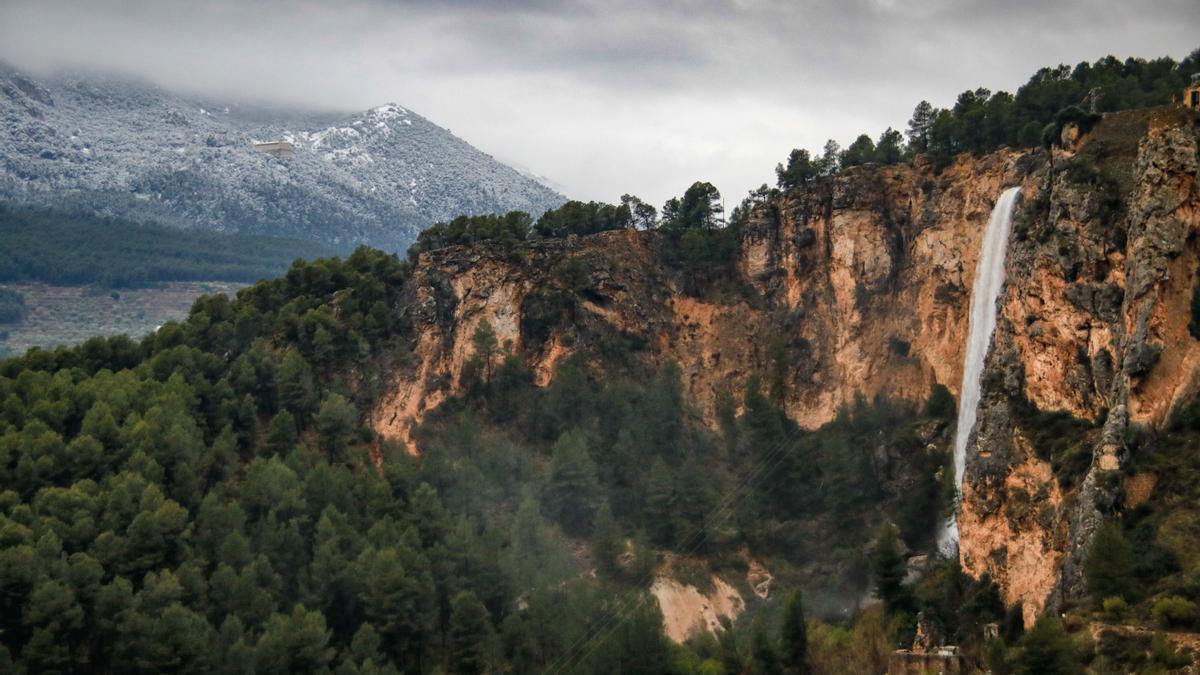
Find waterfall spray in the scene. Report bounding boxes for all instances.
[938,186,1021,555]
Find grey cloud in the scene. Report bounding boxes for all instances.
[0,0,1196,210]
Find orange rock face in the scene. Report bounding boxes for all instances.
[957,432,1065,626]
[372,150,1034,449]
[958,109,1200,618]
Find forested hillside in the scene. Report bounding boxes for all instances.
[0,221,958,672]
[0,204,336,288]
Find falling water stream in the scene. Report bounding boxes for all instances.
[938,186,1021,555]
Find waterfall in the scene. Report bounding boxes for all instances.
[938,186,1021,555]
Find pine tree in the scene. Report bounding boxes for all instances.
[252,605,335,674]
[356,547,431,667]
[278,351,317,422]
[906,101,937,153]
[871,523,909,615]
[840,134,877,167]
[609,600,674,675]
[315,394,358,461]
[749,615,780,675]
[233,394,259,454]
[779,589,810,675]
[815,140,841,177]
[776,149,815,189]
[81,400,120,450]
[876,127,905,164]
[264,410,298,456]
[591,501,622,576]
[542,431,601,536]
[1084,522,1135,602]
[470,319,499,385]
[643,458,677,547]
[448,591,496,675]
[1015,616,1082,675]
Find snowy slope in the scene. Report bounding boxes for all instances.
[0,64,565,252]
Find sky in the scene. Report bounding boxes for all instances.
[0,0,1197,209]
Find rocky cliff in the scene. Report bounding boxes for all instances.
[371,106,1200,627]
[960,107,1200,626]
[372,149,1035,446]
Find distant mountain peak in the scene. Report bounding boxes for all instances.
[0,66,565,251]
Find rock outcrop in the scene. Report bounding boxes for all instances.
[650,575,745,643]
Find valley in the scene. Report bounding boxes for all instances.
[0,281,242,356]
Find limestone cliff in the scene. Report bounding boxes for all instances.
[371,106,1200,627]
[959,107,1200,626]
[372,150,1035,446]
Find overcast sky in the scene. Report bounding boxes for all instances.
[1,0,1197,209]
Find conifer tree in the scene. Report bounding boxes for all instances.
[780,589,810,675]
[542,431,601,536]
[871,523,909,615]
[591,501,622,576]
[264,410,298,456]
[776,149,815,189]
[876,127,905,164]
[1015,616,1082,675]
[750,615,781,675]
[448,591,496,675]
[278,351,317,421]
[643,458,677,547]
[470,319,499,385]
[1084,522,1135,602]
[315,394,358,460]
[906,101,937,153]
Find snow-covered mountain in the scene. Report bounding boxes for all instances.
[0,64,565,252]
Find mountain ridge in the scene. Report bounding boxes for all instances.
[0,63,566,251]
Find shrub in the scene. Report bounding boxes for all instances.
[1151,632,1191,668]
[924,384,956,421]
[1015,616,1084,675]
[888,336,911,358]
[1101,596,1128,620]
[1152,595,1198,629]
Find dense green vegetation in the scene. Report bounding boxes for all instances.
[405,211,534,261]
[909,51,1200,168]
[1089,401,1200,630]
[772,49,1200,181]
[411,182,743,298]
[0,204,337,288]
